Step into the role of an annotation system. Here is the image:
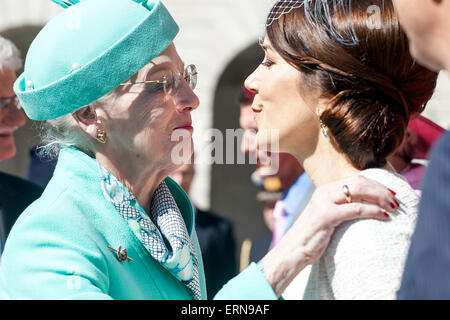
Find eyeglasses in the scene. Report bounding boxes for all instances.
[120,64,198,96]
[0,96,21,112]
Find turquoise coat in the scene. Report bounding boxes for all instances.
[0,147,276,300]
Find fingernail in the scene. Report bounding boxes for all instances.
[390,202,396,209]
[384,212,390,219]
[388,188,396,196]
[395,199,400,207]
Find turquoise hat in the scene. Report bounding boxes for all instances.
[14,0,179,120]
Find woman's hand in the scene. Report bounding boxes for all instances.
[260,175,399,296]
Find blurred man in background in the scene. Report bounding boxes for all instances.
[393,0,450,299]
[0,36,43,257]
[388,115,445,193]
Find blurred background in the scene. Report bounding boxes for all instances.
[1,0,449,262]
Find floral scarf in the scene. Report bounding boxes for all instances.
[98,164,200,300]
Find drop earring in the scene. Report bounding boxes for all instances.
[319,120,330,140]
[96,128,107,144]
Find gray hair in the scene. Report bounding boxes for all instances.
[0,36,22,72]
[37,89,120,160]
[38,113,96,160]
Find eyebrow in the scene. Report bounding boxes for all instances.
[145,62,169,78]
[259,42,273,55]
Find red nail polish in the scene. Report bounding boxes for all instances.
[384,212,390,218]
[390,202,396,209]
[395,199,400,207]
[388,188,396,196]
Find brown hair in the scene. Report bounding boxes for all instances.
[266,0,438,170]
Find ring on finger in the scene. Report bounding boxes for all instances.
[342,184,352,203]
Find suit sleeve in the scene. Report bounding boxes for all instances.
[218,221,238,283]
[398,132,450,299]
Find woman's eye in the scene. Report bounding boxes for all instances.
[261,60,274,68]
[146,83,165,92]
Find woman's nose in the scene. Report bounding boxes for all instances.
[176,81,200,113]
[244,69,259,97]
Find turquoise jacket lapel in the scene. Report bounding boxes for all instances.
[0,146,206,299]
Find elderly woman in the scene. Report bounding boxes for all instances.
[0,0,398,299]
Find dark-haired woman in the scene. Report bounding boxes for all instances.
[245,0,438,299]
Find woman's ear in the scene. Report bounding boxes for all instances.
[315,99,329,118]
[73,106,100,139]
[316,100,331,140]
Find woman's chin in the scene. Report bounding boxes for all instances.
[0,141,16,161]
[169,139,194,166]
[256,141,271,153]
[256,134,281,154]
[256,126,282,146]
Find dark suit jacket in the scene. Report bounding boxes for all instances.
[249,231,272,263]
[398,131,450,299]
[27,146,57,188]
[194,207,237,298]
[0,172,43,252]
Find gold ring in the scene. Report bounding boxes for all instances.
[342,185,352,203]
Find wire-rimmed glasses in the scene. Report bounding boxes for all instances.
[120,64,198,96]
[0,96,21,113]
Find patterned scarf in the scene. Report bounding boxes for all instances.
[98,164,201,300]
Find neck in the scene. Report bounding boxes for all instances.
[293,134,395,187]
[96,151,169,213]
[291,133,361,187]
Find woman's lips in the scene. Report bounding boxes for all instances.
[252,106,262,121]
[174,123,193,132]
[252,105,263,112]
[176,126,193,131]
[252,104,263,118]
[0,128,16,138]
